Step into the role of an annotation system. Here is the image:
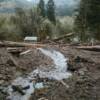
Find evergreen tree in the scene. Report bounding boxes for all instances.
[47,0,56,24]
[87,0,100,40]
[38,0,45,17]
[75,0,89,41]
[75,0,100,41]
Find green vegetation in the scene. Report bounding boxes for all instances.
[38,0,45,17]
[47,0,56,24]
[0,0,99,42]
[0,15,21,41]
[75,0,100,42]
[0,0,74,41]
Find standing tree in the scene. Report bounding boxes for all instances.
[38,0,45,17]
[47,0,56,24]
[75,0,100,41]
[86,0,100,40]
[74,0,89,42]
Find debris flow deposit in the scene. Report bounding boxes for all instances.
[7,48,71,100]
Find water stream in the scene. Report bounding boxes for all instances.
[7,48,71,100]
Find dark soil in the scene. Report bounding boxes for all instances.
[0,44,100,100]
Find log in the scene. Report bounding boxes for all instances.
[60,80,69,89]
[20,49,31,56]
[7,48,23,53]
[52,33,74,42]
[77,45,100,52]
[0,41,45,48]
[7,48,24,57]
[8,53,19,67]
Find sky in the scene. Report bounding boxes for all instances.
[27,0,32,1]
[25,0,77,6]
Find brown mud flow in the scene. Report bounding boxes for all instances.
[0,44,100,100]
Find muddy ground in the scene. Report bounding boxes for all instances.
[0,44,100,100]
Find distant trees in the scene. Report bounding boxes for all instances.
[75,0,100,41]
[11,8,48,41]
[47,0,56,24]
[0,16,21,41]
[0,0,75,41]
[11,8,33,37]
[38,0,56,24]
[38,0,45,17]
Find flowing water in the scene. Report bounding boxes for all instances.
[7,48,71,100]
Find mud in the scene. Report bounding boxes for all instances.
[0,44,100,100]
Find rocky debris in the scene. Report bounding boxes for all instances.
[0,47,53,83]
[0,44,100,100]
[0,47,54,100]
[74,56,89,63]
[0,80,4,85]
[66,74,97,100]
[12,85,25,95]
[38,97,48,100]
[18,49,54,72]
[7,47,24,57]
[67,55,95,72]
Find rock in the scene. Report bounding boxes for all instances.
[6,59,15,66]
[67,62,76,72]
[74,56,88,63]
[0,74,3,80]
[0,86,8,95]
[0,80,4,85]
[67,61,82,72]
[12,85,25,95]
[78,70,85,76]
[34,88,48,97]
[22,85,30,90]
[78,68,88,76]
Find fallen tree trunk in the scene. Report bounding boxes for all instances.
[60,80,69,89]
[77,46,100,52]
[8,53,19,67]
[0,41,45,48]
[52,33,74,42]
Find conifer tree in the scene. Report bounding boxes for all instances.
[87,0,100,40]
[75,0,89,41]
[47,0,56,24]
[75,0,100,41]
[38,0,45,17]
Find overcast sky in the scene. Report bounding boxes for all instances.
[26,0,77,6]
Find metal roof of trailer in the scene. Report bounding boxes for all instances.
[24,36,37,41]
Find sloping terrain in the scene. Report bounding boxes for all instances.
[0,43,100,100]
